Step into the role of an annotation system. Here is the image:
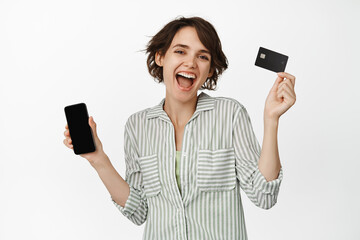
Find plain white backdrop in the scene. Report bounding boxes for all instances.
[1,0,359,239]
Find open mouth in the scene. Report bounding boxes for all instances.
[175,72,196,90]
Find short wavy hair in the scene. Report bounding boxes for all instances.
[146,16,228,90]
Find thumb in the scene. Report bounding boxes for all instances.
[270,75,284,93]
[89,116,98,138]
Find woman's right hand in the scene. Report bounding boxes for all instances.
[63,116,109,168]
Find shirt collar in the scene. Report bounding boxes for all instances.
[146,92,215,122]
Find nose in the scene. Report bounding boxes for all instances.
[184,54,197,68]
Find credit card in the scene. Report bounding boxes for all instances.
[255,47,288,72]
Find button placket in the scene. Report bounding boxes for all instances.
[169,122,185,207]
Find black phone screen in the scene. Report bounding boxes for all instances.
[64,103,96,155]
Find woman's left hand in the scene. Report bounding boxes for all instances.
[264,72,296,120]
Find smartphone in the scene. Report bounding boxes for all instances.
[64,103,96,155]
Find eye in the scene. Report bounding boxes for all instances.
[175,50,185,54]
[199,55,209,61]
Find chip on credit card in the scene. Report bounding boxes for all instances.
[255,47,288,72]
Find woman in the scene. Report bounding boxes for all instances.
[63,16,296,240]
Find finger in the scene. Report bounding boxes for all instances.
[278,81,286,90]
[278,79,294,92]
[278,72,296,87]
[63,138,72,145]
[282,88,296,101]
[65,124,68,129]
[278,87,296,101]
[282,83,296,98]
[279,78,294,92]
[63,139,71,148]
[277,72,295,84]
[284,77,295,89]
[282,90,296,105]
[271,76,285,92]
[64,130,70,137]
[64,135,72,143]
[277,72,295,79]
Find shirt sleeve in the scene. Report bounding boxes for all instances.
[111,119,148,225]
[233,106,283,210]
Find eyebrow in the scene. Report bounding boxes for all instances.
[172,44,211,55]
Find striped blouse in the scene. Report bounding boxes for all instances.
[112,92,283,240]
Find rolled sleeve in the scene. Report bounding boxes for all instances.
[112,186,142,217]
[253,166,283,195]
[111,118,148,225]
[233,105,283,209]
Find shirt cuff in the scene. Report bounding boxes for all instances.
[112,186,142,216]
[252,166,283,195]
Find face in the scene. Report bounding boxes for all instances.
[155,26,213,103]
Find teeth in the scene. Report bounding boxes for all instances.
[177,72,196,79]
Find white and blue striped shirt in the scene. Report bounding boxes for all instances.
[113,92,283,240]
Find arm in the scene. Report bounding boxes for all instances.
[235,71,295,208]
[259,71,296,180]
[233,106,283,210]
[92,155,130,207]
[90,122,147,225]
[64,117,130,208]
[110,119,148,226]
[64,116,147,224]
[258,118,281,181]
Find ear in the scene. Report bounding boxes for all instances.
[207,68,214,78]
[155,52,163,67]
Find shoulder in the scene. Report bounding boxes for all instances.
[204,94,251,124]
[211,95,246,113]
[125,107,152,127]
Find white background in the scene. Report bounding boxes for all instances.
[1,0,359,239]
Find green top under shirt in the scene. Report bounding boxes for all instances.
[175,151,181,193]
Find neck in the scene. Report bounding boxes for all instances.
[163,93,198,128]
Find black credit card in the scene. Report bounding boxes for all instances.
[255,47,288,72]
[64,103,96,155]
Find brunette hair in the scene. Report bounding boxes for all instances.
[146,16,228,90]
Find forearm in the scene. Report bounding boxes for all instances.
[92,154,130,208]
[258,117,281,181]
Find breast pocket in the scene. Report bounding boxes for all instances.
[197,148,237,192]
[138,154,161,198]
